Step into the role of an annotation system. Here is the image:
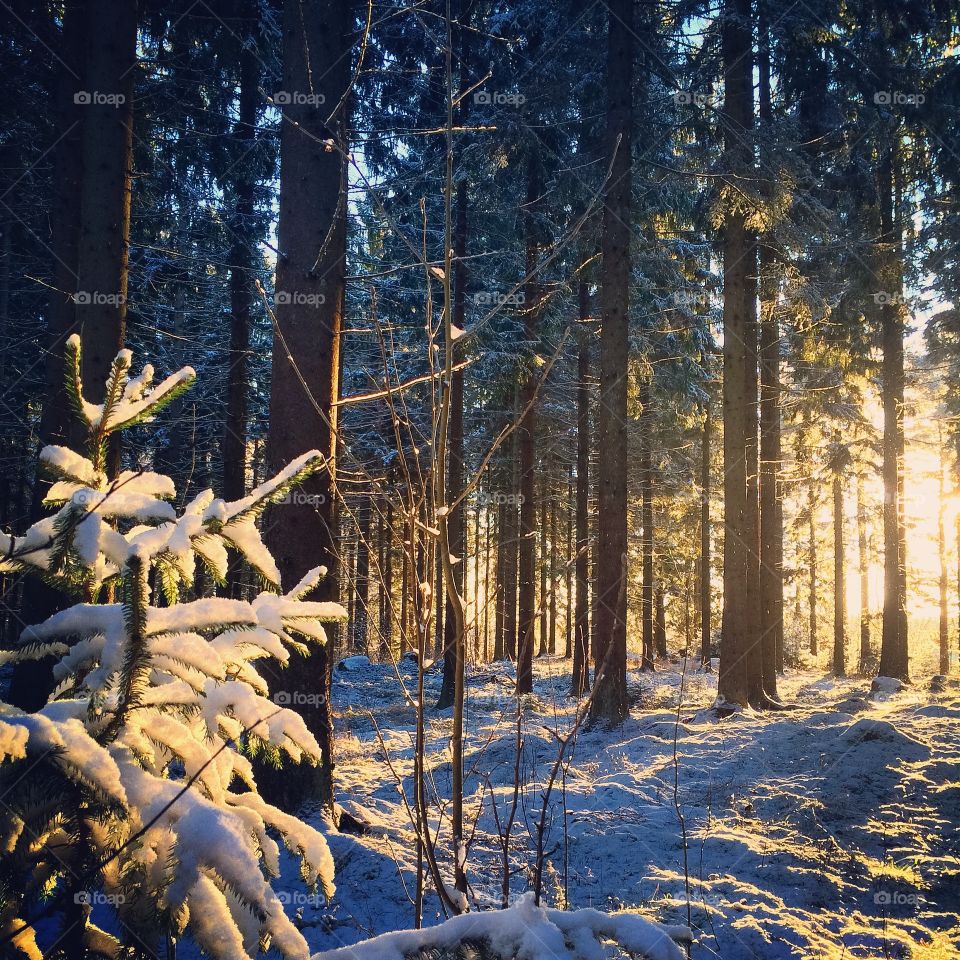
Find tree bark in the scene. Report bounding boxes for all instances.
[589,0,632,725]
[877,146,909,682]
[640,376,655,670]
[517,146,542,695]
[857,475,871,670]
[263,0,351,814]
[700,385,712,667]
[224,2,258,596]
[938,440,949,675]
[717,0,760,707]
[572,307,591,696]
[832,457,846,677]
[75,0,137,415]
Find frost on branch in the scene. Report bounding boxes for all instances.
[0,345,346,960]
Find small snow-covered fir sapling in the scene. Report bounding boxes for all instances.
[0,336,346,960]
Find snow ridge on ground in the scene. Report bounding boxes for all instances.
[211,656,960,959]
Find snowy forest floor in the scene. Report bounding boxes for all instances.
[284,651,960,959]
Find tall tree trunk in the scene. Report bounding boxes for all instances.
[437,27,470,702]
[549,488,558,655]
[538,477,549,657]
[264,0,350,814]
[655,583,667,659]
[808,466,818,657]
[700,385,712,667]
[565,465,574,659]
[833,459,846,677]
[717,0,760,707]
[572,307,591,696]
[517,148,542,695]
[8,0,88,711]
[75,0,137,419]
[224,3,258,596]
[354,501,371,653]
[857,475,871,670]
[504,405,520,660]
[640,377,655,670]
[590,0,632,725]
[877,146,909,682]
[494,492,507,660]
[938,440,949,675]
[758,0,783,692]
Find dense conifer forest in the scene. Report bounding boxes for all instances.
[0,1,958,957]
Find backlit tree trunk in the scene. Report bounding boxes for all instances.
[264,0,351,813]
[590,0,632,725]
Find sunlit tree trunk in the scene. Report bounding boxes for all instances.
[717,0,761,707]
[517,143,542,694]
[590,0,632,725]
[832,453,846,677]
[640,376,655,670]
[700,384,712,667]
[572,308,591,696]
[878,146,909,681]
[938,439,950,675]
[857,475,871,670]
[264,0,350,813]
[224,0,258,597]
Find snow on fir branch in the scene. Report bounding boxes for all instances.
[0,344,345,960]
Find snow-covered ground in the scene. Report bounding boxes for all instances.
[282,652,960,959]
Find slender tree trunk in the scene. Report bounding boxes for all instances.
[75,0,137,412]
[700,386,712,667]
[264,0,350,814]
[640,377,655,670]
[590,0,632,725]
[437,75,469,704]
[354,502,371,654]
[494,492,507,660]
[517,147,542,695]
[572,309,591,696]
[809,468,818,657]
[833,461,846,677]
[549,489,558,655]
[758,0,783,692]
[538,477,549,657]
[655,583,667,658]
[504,414,520,660]
[224,2,258,597]
[717,0,759,707]
[877,146,909,682]
[565,465,574,658]
[857,475,871,670]
[938,440,949,675]
[8,0,87,710]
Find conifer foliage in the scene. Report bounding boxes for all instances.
[0,337,345,960]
